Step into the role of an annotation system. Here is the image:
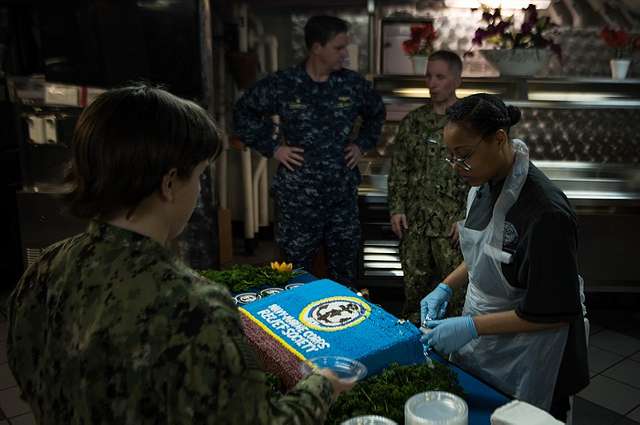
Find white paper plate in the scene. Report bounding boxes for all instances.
[404,391,468,425]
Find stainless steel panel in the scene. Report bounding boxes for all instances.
[512,109,640,164]
[358,160,640,206]
[363,246,399,254]
[364,270,404,277]
[363,254,400,261]
[364,239,399,246]
[364,261,402,269]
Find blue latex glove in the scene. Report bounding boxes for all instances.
[420,316,478,354]
[420,283,453,325]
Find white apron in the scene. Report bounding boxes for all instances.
[451,139,574,411]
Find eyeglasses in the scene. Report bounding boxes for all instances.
[443,136,485,172]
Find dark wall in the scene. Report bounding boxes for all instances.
[0,98,23,287]
[38,0,203,99]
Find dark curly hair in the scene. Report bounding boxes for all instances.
[445,93,521,137]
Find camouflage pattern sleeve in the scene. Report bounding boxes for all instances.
[233,75,281,157]
[387,112,414,215]
[171,289,334,425]
[353,79,385,152]
[6,222,334,425]
[7,243,63,420]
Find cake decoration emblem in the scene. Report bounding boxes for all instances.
[235,292,261,305]
[299,296,371,331]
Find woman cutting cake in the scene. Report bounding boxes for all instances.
[420,94,590,422]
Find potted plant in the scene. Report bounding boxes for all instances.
[402,23,438,75]
[467,4,561,77]
[600,27,640,79]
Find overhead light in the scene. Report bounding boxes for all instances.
[393,88,500,98]
[528,91,626,102]
[444,0,551,9]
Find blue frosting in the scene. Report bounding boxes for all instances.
[240,279,424,377]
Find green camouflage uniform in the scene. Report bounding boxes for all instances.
[8,222,333,425]
[387,102,468,323]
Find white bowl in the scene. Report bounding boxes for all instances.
[480,48,551,77]
[341,415,398,425]
[300,356,367,383]
[404,391,468,425]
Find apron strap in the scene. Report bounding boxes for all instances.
[483,244,514,264]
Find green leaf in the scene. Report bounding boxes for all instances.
[199,264,302,293]
[325,362,464,424]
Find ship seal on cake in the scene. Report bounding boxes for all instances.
[240,279,424,387]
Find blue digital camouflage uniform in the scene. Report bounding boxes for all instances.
[8,222,334,425]
[387,102,468,322]
[234,63,385,285]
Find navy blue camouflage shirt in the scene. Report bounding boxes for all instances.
[234,63,385,194]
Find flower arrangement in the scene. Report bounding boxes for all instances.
[270,261,293,273]
[600,27,640,59]
[467,4,561,59]
[200,262,301,293]
[402,23,438,57]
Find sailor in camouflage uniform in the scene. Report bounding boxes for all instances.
[388,51,468,323]
[234,16,385,285]
[8,85,347,425]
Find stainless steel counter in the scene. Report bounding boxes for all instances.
[358,76,640,290]
[358,160,640,210]
[375,76,640,110]
[373,77,640,165]
[357,160,640,292]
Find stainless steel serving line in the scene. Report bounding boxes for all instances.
[356,76,640,292]
[356,159,640,292]
[359,160,640,208]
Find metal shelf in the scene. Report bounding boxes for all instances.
[374,76,640,109]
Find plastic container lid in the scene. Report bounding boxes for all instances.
[285,282,305,290]
[404,391,468,425]
[340,415,398,425]
[300,356,367,384]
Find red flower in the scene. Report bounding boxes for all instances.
[410,25,425,39]
[601,27,630,48]
[402,23,438,57]
[402,39,420,56]
[601,27,638,58]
